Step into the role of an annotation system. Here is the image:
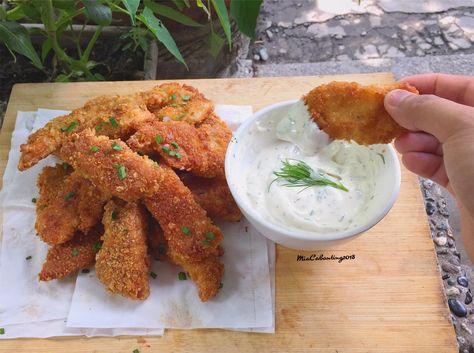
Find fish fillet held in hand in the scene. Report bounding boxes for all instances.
[96,200,150,300]
[303,81,419,145]
[36,164,108,245]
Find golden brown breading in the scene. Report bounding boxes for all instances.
[181,254,224,302]
[147,220,168,261]
[36,164,108,245]
[39,225,103,281]
[144,83,214,124]
[96,200,150,300]
[58,129,164,201]
[127,113,231,178]
[182,175,242,222]
[18,93,154,171]
[303,81,419,145]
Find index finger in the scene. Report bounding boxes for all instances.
[401,73,474,107]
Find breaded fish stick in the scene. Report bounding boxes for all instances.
[127,114,231,178]
[36,164,108,245]
[39,225,103,281]
[96,200,150,300]
[304,81,419,145]
[18,93,154,171]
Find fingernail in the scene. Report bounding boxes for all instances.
[386,89,413,106]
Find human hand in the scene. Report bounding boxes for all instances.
[384,73,474,217]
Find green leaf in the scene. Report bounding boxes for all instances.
[53,0,76,11]
[196,0,210,19]
[19,2,42,23]
[6,5,26,21]
[0,6,6,21]
[138,8,187,68]
[0,21,43,69]
[83,0,112,26]
[210,0,231,49]
[170,0,184,11]
[121,0,140,25]
[230,0,262,40]
[144,0,203,27]
[209,31,224,58]
[41,37,52,63]
[55,73,72,82]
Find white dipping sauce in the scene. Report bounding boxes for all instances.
[243,100,386,233]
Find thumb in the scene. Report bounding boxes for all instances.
[384,89,474,143]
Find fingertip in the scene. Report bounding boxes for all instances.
[385,89,415,108]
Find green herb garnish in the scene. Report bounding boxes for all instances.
[271,159,349,192]
[111,142,122,151]
[219,282,223,289]
[81,268,90,274]
[181,226,190,235]
[377,153,385,164]
[170,93,176,101]
[178,272,187,280]
[150,271,157,279]
[205,231,215,240]
[109,116,119,127]
[158,243,167,254]
[26,255,32,260]
[111,209,119,220]
[62,162,72,171]
[133,349,140,353]
[182,95,190,101]
[32,197,37,203]
[71,248,79,257]
[90,146,99,153]
[155,134,162,144]
[176,113,187,120]
[114,164,126,180]
[95,123,104,131]
[60,120,78,133]
[92,242,102,252]
[162,145,170,153]
[65,191,76,200]
[0,328,4,335]
[171,141,179,149]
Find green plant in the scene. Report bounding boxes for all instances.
[0,0,262,81]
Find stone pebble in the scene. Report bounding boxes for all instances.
[442,262,461,274]
[449,298,468,317]
[465,291,473,305]
[458,276,469,288]
[425,202,436,215]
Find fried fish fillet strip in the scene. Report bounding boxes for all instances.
[39,225,103,281]
[18,93,154,171]
[96,200,150,300]
[144,82,214,124]
[148,220,168,261]
[36,164,108,245]
[127,114,231,178]
[181,175,242,222]
[303,81,419,145]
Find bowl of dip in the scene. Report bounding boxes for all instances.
[225,99,401,250]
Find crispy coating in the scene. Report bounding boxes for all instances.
[144,83,214,124]
[182,175,242,222]
[303,81,419,145]
[38,225,103,281]
[148,220,168,261]
[58,129,164,201]
[96,200,150,300]
[18,94,154,171]
[181,254,224,302]
[36,164,108,245]
[127,113,231,178]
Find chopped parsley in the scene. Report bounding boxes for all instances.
[0,328,4,335]
[109,116,119,128]
[31,197,37,203]
[71,248,79,257]
[65,191,76,200]
[111,209,119,220]
[150,271,157,279]
[62,162,72,170]
[182,95,190,101]
[111,142,122,151]
[178,272,187,280]
[155,134,162,144]
[171,141,179,149]
[60,120,78,133]
[81,268,90,274]
[92,242,102,252]
[114,164,126,180]
[26,255,32,260]
[181,226,190,235]
[90,146,99,153]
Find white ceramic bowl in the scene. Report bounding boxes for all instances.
[225,99,401,250]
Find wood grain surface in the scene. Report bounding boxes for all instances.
[0,73,457,353]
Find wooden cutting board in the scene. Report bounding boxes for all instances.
[0,73,457,353]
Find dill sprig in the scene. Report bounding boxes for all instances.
[272,159,349,192]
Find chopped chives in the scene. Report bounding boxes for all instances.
[219,282,223,289]
[158,243,167,254]
[60,120,78,133]
[175,152,181,159]
[62,162,72,170]
[182,95,190,101]
[178,272,187,280]
[81,268,90,274]
[150,271,157,279]
[26,255,32,260]
[0,328,4,335]
[171,141,179,149]
[95,123,103,131]
[155,134,162,144]
[90,146,99,153]
[92,242,102,252]
[181,226,190,235]
[32,197,37,203]
[71,248,79,257]
[169,150,177,157]
[176,113,187,120]
[111,209,119,220]
[201,239,210,247]
[133,349,140,353]
[162,145,170,153]
[65,191,76,200]
[170,93,176,101]
[377,153,386,164]
[114,164,126,180]
[206,231,215,240]
[109,116,119,127]
[111,142,122,151]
